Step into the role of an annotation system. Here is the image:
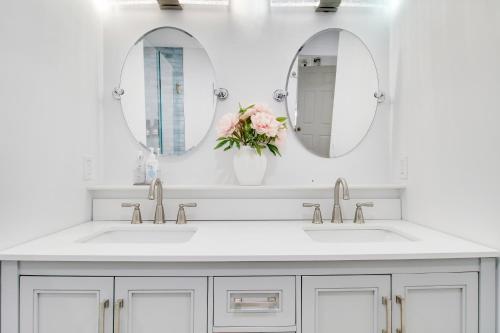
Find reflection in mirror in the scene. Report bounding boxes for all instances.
[120,27,216,156]
[286,29,379,158]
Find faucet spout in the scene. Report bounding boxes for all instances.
[334,177,350,203]
[332,177,350,223]
[148,178,165,224]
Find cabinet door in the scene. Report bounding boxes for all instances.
[302,275,391,333]
[392,273,478,333]
[114,277,207,333]
[20,276,114,333]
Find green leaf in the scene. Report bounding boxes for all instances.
[267,144,277,156]
[276,117,287,123]
[223,145,232,151]
[214,140,228,150]
[267,143,281,157]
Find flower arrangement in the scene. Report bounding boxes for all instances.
[214,104,287,156]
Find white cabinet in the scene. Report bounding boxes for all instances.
[114,277,207,333]
[20,276,207,333]
[302,275,391,333]
[392,273,478,333]
[20,276,114,333]
[16,271,482,333]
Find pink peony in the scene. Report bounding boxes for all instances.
[251,112,281,137]
[217,113,240,137]
[240,104,273,120]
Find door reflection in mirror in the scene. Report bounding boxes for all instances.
[287,29,379,158]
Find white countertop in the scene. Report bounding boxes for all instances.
[0,220,497,262]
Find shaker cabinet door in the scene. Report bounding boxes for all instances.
[114,277,207,333]
[302,275,391,333]
[392,273,478,333]
[20,276,114,333]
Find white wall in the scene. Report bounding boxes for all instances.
[391,0,500,249]
[101,0,392,185]
[121,40,147,143]
[0,0,102,249]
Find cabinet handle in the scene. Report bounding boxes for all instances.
[99,299,109,333]
[382,297,392,333]
[228,292,280,313]
[396,295,405,333]
[114,299,124,333]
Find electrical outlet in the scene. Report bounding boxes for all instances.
[399,156,408,180]
[83,155,96,181]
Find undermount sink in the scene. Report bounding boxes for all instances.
[79,227,197,244]
[304,226,415,243]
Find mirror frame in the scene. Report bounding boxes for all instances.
[284,28,381,158]
[116,26,219,157]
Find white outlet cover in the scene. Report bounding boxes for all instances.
[83,156,96,181]
[399,156,408,180]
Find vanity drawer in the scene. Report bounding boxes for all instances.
[213,276,296,327]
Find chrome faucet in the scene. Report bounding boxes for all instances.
[332,178,350,223]
[148,178,165,224]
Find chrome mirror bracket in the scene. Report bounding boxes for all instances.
[112,87,125,100]
[374,91,385,103]
[273,89,288,103]
[214,88,229,101]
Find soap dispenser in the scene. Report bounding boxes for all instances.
[145,148,159,185]
[132,150,146,185]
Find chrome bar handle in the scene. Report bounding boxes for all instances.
[382,297,392,333]
[114,299,124,333]
[233,296,278,306]
[396,295,405,333]
[99,299,109,333]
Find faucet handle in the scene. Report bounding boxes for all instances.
[121,202,143,224]
[353,202,374,224]
[176,203,197,224]
[303,203,323,224]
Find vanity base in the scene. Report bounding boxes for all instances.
[1,258,496,333]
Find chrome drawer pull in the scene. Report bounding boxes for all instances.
[99,299,109,333]
[233,296,278,305]
[228,292,281,313]
[382,297,392,333]
[396,295,405,333]
[114,299,124,333]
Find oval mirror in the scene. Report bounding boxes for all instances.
[119,27,216,156]
[286,29,379,158]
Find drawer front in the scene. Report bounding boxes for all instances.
[213,276,296,327]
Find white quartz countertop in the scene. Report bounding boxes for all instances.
[0,220,497,262]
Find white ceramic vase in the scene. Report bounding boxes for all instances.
[233,146,267,185]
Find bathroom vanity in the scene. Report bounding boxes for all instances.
[1,185,497,333]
